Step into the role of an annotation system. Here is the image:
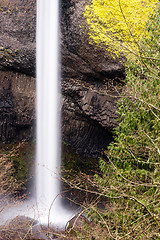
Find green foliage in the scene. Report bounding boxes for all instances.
[63,3,160,239]
[11,142,34,183]
[0,141,35,191]
[84,0,158,58]
[62,143,99,175]
[81,3,160,239]
[108,5,160,169]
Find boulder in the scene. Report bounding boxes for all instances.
[0,216,52,240]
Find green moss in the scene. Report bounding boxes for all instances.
[62,143,99,176]
[0,141,35,189]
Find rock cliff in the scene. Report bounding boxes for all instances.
[0,71,35,141]
[0,0,125,156]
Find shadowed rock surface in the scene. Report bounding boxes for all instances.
[0,0,36,76]
[0,0,125,156]
[61,0,125,156]
[0,71,35,142]
[61,77,123,156]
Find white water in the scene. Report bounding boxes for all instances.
[36,0,73,226]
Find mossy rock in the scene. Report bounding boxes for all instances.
[0,140,35,193]
[62,143,99,175]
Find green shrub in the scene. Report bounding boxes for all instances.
[81,2,160,239]
[84,0,158,58]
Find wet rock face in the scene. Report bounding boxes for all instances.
[0,71,35,142]
[0,0,125,155]
[0,0,36,76]
[62,104,113,157]
[61,78,121,156]
[0,0,36,141]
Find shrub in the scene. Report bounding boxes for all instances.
[84,0,158,58]
[74,1,160,239]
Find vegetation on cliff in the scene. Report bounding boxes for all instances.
[84,0,158,58]
[65,2,160,239]
[0,142,34,198]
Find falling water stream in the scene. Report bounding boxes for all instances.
[0,0,73,228]
[36,0,73,226]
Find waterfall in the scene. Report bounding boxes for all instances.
[36,0,72,226]
[0,0,74,228]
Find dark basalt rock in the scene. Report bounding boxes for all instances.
[0,0,125,156]
[0,0,35,141]
[60,0,125,155]
[0,0,36,76]
[61,77,122,156]
[0,70,35,142]
[60,0,125,80]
